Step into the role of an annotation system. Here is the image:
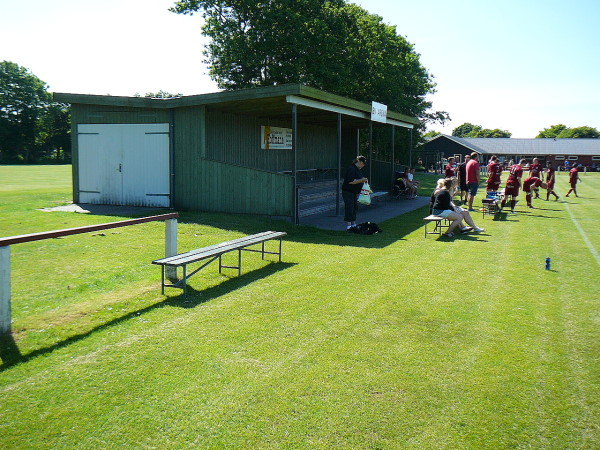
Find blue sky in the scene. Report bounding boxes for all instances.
[1,0,598,137]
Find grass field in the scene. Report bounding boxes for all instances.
[0,165,598,448]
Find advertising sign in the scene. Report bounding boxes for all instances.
[261,126,293,150]
[371,101,388,123]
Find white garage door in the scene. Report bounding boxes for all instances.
[77,123,170,207]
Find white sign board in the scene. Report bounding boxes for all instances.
[371,101,387,123]
[261,126,293,150]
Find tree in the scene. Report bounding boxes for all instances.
[536,124,599,139]
[452,123,480,137]
[0,61,50,162]
[134,90,183,98]
[422,130,441,139]
[452,122,511,138]
[556,126,599,139]
[476,128,511,138]
[536,124,568,138]
[0,61,70,163]
[170,0,448,128]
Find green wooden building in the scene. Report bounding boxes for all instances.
[55,84,419,222]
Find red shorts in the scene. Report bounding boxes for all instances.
[504,183,520,197]
[570,180,578,188]
[487,180,501,191]
[547,180,555,189]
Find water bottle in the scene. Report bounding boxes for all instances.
[545,257,551,270]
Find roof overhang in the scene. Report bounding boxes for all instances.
[53,84,420,130]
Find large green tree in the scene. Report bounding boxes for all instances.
[537,124,599,139]
[556,126,599,138]
[452,122,511,138]
[170,0,448,127]
[0,61,70,163]
[536,124,568,138]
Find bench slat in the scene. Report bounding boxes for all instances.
[153,231,286,266]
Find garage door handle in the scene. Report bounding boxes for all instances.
[118,163,122,172]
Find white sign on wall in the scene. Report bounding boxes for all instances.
[371,101,388,123]
[261,126,293,149]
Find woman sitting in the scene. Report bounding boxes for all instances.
[431,178,484,237]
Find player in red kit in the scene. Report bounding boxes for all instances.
[523,176,547,208]
[486,155,502,193]
[566,164,582,197]
[528,157,543,199]
[500,160,524,214]
[545,161,559,200]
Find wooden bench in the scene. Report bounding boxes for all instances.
[152,231,287,297]
[423,215,451,237]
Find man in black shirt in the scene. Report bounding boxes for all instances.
[341,156,368,231]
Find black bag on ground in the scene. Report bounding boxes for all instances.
[354,222,382,235]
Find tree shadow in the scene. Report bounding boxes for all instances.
[0,261,295,372]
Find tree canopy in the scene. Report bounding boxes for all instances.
[536,124,599,139]
[451,122,511,138]
[0,61,70,163]
[170,0,448,128]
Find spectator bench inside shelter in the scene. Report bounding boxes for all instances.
[152,231,287,297]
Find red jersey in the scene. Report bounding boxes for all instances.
[506,164,523,186]
[569,167,579,182]
[529,163,543,178]
[445,164,455,178]
[546,166,555,188]
[487,161,502,182]
[523,176,542,193]
[465,159,480,184]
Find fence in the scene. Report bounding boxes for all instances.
[0,213,179,334]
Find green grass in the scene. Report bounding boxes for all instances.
[0,165,598,448]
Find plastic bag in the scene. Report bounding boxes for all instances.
[357,182,372,205]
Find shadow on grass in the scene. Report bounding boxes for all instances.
[173,206,430,250]
[0,261,295,372]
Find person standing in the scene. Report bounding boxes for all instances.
[342,155,368,231]
[445,157,456,178]
[566,164,582,197]
[528,157,544,198]
[500,160,524,214]
[486,155,503,193]
[545,161,559,200]
[458,154,470,204]
[465,152,480,211]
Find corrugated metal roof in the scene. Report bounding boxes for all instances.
[429,135,600,156]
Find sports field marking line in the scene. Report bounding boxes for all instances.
[564,202,600,267]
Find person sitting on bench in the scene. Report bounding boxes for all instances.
[431,178,484,237]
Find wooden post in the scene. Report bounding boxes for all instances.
[292,103,298,224]
[0,246,11,334]
[165,218,177,281]
[336,113,341,216]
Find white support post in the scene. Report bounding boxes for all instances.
[165,218,178,281]
[0,246,11,334]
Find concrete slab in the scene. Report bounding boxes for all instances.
[299,196,430,230]
[39,203,170,217]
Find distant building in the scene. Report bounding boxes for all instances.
[421,134,600,168]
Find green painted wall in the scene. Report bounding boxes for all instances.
[205,110,338,172]
[172,106,294,215]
